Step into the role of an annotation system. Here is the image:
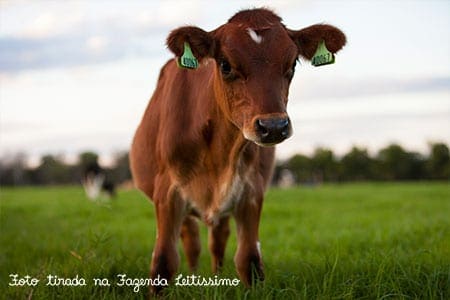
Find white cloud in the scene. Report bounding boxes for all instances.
[1,4,86,39]
[23,12,57,38]
[156,1,203,26]
[86,36,109,54]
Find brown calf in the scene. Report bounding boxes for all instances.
[130,8,345,293]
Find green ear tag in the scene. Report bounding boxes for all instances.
[177,42,199,69]
[311,40,335,67]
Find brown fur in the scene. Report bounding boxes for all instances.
[130,8,345,294]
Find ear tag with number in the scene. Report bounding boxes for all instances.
[311,40,335,67]
[177,42,198,69]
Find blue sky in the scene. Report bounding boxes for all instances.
[1,0,449,165]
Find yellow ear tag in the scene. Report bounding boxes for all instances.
[312,40,335,67]
[177,42,199,69]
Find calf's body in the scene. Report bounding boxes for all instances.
[130,8,345,293]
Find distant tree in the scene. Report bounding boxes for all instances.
[376,144,426,180]
[73,151,101,182]
[310,148,338,182]
[340,147,374,181]
[426,143,450,179]
[0,153,28,186]
[285,154,312,183]
[35,155,72,184]
[377,144,405,180]
[78,152,99,170]
[406,151,426,180]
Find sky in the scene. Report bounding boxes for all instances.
[1,0,449,166]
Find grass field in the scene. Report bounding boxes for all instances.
[1,183,449,299]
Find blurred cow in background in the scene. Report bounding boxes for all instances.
[82,161,116,200]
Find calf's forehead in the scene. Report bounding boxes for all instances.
[218,24,298,65]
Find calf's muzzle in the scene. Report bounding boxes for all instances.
[254,115,292,145]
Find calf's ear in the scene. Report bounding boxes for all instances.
[167,26,215,61]
[289,24,346,60]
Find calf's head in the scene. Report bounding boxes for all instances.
[167,9,346,146]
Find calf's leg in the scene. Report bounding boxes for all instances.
[208,216,231,273]
[180,215,201,272]
[233,195,264,286]
[150,182,186,294]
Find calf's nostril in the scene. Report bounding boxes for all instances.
[278,119,289,129]
[279,119,290,137]
[256,119,269,137]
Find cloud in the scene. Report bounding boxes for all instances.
[295,76,450,100]
[156,0,203,26]
[0,35,115,71]
[0,2,174,73]
[86,36,109,54]
[0,25,169,73]
[20,12,58,39]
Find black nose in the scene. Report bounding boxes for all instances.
[255,117,291,144]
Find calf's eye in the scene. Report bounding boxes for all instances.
[218,58,238,81]
[220,59,232,76]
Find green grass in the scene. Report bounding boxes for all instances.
[1,183,449,299]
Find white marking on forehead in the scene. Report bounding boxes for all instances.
[247,28,262,44]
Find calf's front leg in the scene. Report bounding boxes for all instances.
[233,192,264,286]
[150,186,186,294]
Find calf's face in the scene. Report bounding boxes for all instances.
[167,17,345,146]
[213,24,297,146]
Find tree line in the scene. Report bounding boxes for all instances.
[0,142,449,187]
[0,152,130,187]
[273,142,449,185]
